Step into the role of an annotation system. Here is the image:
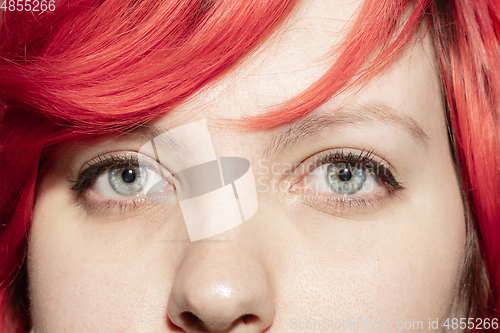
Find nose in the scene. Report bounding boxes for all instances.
[167,244,275,333]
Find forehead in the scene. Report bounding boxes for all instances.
[165,0,440,134]
[173,0,357,118]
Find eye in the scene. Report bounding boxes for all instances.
[93,163,163,198]
[290,149,404,211]
[304,162,378,196]
[71,152,174,212]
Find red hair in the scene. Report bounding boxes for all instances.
[1,0,499,331]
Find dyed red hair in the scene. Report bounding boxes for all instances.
[1,0,499,331]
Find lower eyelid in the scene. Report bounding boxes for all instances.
[293,185,390,215]
[77,192,148,213]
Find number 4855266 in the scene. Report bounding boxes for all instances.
[1,0,56,12]
[443,318,498,330]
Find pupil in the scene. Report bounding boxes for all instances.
[122,169,136,183]
[338,168,351,181]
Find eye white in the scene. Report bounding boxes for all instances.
[90,161,166,199]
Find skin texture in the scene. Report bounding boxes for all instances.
[28,1,466,332]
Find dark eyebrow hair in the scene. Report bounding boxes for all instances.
[263,102,429,157]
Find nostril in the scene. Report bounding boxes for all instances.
[241,314,259,325]
[180,311,207,332]
[175,311,263,332]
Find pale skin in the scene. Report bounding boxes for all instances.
[28,0,466,332]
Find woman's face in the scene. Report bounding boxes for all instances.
[28,1,466,332]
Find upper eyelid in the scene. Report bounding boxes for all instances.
[320,149,399,178]
[288,148,403,191]
[72,151,172,192]
[80,151,170,175]
[276,148,381,185]
[295,148,394,175]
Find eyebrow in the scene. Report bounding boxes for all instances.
[128,124,191,155]
[263,102,429,158]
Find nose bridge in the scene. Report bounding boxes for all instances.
[167,242,275,332]
[174,156,258,242]
[139,119,259,242]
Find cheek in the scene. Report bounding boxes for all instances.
[277,182,465,324]
[277,222,464,326]
[27,174,179,331]
[28,220,176,331]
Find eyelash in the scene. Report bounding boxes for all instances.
[292,149,404,211]
[70,153,151,213]
[71,149,403,214]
